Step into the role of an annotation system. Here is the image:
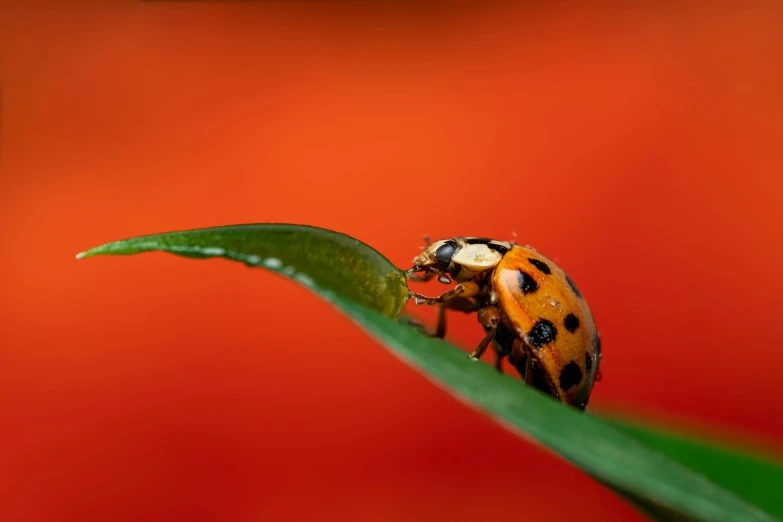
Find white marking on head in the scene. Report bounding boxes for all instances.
[452,244,502,271]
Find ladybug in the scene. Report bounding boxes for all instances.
[407,237,601,411]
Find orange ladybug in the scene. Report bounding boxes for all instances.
[408,237,601,411]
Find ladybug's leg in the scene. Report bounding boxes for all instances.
[407,269,452,285]
[407,282,480,338]
[522,357,535,386]
[508,340,535,386]
[409,281,479,307]
[494,354,505,372]
[490,330,510,374]
[405,296,474,337]
[407,270,438,283]
[469,307,501,360]
[433,295,474,338]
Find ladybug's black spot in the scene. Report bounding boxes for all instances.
[468,238,510,254]
[434,241,457,268]
[517,270,539,294]
[528,319,556,349]
[487,243,509,254]
[585,353,593,374]
[559,361,583,391]
[564,313,580,333]
[565,274,583,298]
[528,258,551,275]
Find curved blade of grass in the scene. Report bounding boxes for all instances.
[341,300,777,522]
[77,224,779,522]
[77,223,410,319]
[605,417,783,520]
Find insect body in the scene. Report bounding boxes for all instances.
[408,237,601,410]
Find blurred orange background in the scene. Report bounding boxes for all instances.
[1,2,782,521]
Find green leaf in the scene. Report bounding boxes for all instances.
[78,224,781,522]
[605,417,783,520]
[339,300,779,522]
[77,223,410,319]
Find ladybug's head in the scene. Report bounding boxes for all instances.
[409,237,510,283]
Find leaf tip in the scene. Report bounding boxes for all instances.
[75,251,88,260]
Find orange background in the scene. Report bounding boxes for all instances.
[1,2,782,521]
